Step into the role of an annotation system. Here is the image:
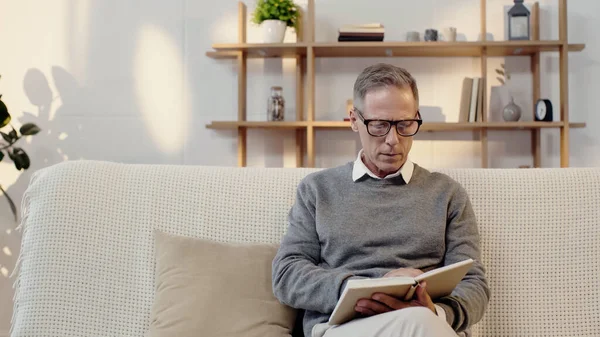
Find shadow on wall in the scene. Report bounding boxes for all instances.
[1,1,193,332]
[0,66,83,327]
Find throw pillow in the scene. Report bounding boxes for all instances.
[147,230,297,337]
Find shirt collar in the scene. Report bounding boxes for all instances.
[352,149,414,183]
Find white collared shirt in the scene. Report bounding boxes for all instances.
[351,149,414,183]
[351,149,448,323]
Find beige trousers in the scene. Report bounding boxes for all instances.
[312,307,458,337]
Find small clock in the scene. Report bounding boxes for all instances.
[535,99,553,122]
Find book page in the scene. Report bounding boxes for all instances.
[329,277,416,325]
[413,259,474,299]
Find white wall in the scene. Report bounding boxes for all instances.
[0,0,599,334]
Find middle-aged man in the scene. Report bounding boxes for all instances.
[272,63,490,337]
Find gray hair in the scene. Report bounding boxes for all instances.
[353,63,419,111]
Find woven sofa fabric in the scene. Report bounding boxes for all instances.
[446,168,600,337]
[11,160,318,336]
[11,160,600,336]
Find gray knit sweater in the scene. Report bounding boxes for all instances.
[272,162,490,337]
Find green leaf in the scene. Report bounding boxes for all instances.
[8,151,20,170]
[0,131,11,143]
[8,129,17,140]
[20,123,41,136]
[0,99,10,128]
[0,184,18,223]
[0,151,4,162]
[253,0,299,25]
[10,147,30,170]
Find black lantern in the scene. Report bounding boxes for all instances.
[508,0,530,40]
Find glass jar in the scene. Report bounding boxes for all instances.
[267,86,285,121]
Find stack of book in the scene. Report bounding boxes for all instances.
[338,23,385,42]
[458,77,484,122]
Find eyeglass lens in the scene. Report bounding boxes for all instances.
[367,120,419,136]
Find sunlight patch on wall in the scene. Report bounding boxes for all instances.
[133,24,189,154]
[0,266,8,278]
[2,247,12,257]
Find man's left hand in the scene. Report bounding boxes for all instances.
[354,281,436,317]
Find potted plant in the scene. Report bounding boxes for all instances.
[251,0,301,43]
[0,74,41,221]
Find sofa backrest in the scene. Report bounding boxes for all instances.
[11,160,600,337]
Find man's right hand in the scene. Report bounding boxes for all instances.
[353,268,426,317]
[383,268,423,278]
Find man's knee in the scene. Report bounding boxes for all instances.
[389,306,438,324]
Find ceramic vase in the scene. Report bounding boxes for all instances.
[262,20,286,43]
[502,97,522,122]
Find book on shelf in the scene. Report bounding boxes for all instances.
[340,23,384,29]
[339,27,385,34]
[338,35,384,42]
[328,259,474,326]
[458,77,484,122]
[338,23,385,42]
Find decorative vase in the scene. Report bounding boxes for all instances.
[267,86,285,121]
[262,20,287,43]
[424,29,438,41]
[502,97,522,122]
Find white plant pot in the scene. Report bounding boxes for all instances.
[262,20,287,43]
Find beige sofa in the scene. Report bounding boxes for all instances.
[9,160,600,336]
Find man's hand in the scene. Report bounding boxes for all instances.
[354,281,436,317]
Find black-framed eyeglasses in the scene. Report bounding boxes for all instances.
[353,107,423,137]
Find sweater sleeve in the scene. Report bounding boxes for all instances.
[436,184,491,332]
[272,177,356,314]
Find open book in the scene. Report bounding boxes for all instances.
[328,259,474,326]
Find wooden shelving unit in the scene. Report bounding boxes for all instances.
[206,0,586,168]
[210,41,584,58]
[207,121,586,131]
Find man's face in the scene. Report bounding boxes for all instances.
[349,86,418,178]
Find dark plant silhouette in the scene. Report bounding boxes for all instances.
[0,75,41,221]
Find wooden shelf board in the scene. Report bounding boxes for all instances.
[206,121,309,129]
[313,41,585,58]
[486,41,585,56]
[313,42,483,57]
[205,51,240,59]
[207,41,585,59]
[207,121,586,130]
[570,122,586,128]
[210,43,309,58]
[312,121,586,130]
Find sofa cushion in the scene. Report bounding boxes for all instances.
[146,230,296,337]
